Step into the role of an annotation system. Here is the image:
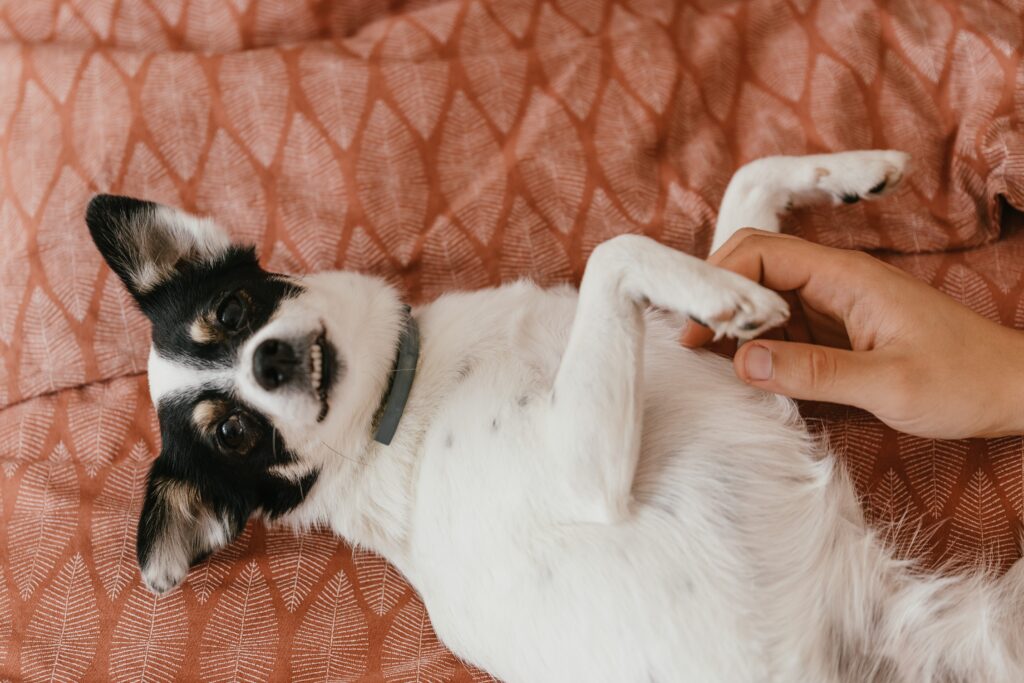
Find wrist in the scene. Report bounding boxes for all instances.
[988,328,1024,438]
[1009,331,1024,436]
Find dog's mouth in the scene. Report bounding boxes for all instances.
[310,329,338,422]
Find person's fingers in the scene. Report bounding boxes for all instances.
[801,301,851,349]
[705,227,758,266]
[713,234,876,326]
[714,233,828,292]
[779,291,812,344]
[705,227,801,266]
[680,318,715,348]
[683,231,804,348]
[684,230,873,349]
[734,340,883,407]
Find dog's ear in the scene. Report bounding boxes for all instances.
[135,464,249,594]
[85,194,231,301]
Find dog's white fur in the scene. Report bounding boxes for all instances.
[147,151,1024,682]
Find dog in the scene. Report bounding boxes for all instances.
[85,150,1024,682]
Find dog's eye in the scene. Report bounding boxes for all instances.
[217,414,247,451]
[216,293,246,331]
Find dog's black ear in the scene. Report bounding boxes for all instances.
[135,461,249,594]
[85,194,231,301]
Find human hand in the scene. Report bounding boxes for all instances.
[681,229,1024,440]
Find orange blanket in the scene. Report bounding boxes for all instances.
[2,0,1023,680]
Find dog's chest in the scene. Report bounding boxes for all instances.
[416,357,550,524]
[406,284,575,533]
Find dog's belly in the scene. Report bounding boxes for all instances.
[406,322,821,682]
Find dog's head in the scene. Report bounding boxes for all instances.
[86,195,403,594]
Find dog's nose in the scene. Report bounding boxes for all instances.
[253,338,298,391]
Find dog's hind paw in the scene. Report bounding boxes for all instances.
[814,150,909,206]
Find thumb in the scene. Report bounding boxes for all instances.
[734,340,878,407]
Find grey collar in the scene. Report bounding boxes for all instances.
[372,306,420,445]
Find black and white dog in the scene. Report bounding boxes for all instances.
[86,150,1024,682]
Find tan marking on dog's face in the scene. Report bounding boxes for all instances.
[190,316,221,345]
[153,478,200,520]
[192,399,227,436]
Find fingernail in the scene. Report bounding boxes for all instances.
[745,345,773,381]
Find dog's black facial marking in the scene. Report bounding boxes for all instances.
[139,248,301,369]
[136,390,319,576]
[258,469,320,519]
[166,389,306,473]
[86,195,164,294]
[85,193,300,368]
[87,196,324,592]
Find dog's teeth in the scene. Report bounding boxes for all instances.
[311,341,323,392]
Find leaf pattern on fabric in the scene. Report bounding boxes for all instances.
[265,525,339,612]
[20,555,100,682]
[354,547,410,617]
[291,569,369,682]
[109,584,188,683]
[91,441,150,599]
[199,561,279,683]
[9,444,79,600]
[2,1,1024,680]
[382,598,460,683]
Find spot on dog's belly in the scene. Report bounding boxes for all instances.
[455,359,475,382]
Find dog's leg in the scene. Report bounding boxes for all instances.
[712,150,909,252]
[547,235,788,523]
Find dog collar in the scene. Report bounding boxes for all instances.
[372,305,420,445]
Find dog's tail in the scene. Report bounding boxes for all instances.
[746,424,1024,683]
[876,557,1024,682]
[813,461,1024,683]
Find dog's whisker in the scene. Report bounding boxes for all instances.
[319,440,361,465]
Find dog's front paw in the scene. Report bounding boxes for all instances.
[140,546,191,595]
[694,272,790,341]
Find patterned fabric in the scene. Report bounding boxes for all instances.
[1,0,1023,680]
